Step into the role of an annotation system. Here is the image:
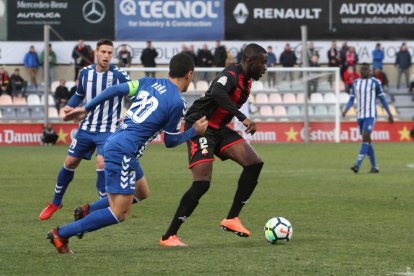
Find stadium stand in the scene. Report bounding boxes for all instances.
[268,93,282,104]
[27,94,41,105]
[282,93,296,104]
[31,107,45,120]
[2,107,15,119]
[273,105,287,117]
[287,105,301,116]
[310,93,324,103]
[13,97,27,106]
[0,94,13,105]
[48,107,59,119]
[255,93,269,104]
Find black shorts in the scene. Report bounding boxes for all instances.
[185,122,245,168]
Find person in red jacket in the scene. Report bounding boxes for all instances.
[343,66,360,93]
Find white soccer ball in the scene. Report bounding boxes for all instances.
[264,217,293,244]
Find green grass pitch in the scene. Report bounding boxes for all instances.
[1,143,413,275]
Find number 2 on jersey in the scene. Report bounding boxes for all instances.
[126,91,159,123]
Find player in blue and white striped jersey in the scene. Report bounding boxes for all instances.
[343,63,394,173]
[39,39,135,221]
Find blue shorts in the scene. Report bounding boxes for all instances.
[68,129,112,160]
[357,118,376,134]
[104,148,144,195]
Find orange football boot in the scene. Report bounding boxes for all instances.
[47,228,73,254]
[159,235,188,247]
[220,217,250,237]
[39,203,62,220]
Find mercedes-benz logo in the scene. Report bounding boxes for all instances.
[233,3,249,24]
[83,0,106,24]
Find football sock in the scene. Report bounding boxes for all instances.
[96,169,106,198]
[89,196,139,212]
[58,207,119,239]
[52,165,75,206]
[227,162,264,219]
[367,144,377,168]
[355,142,370,168]
[162,181,210,240]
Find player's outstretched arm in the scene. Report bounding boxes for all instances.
[164,116,208,148]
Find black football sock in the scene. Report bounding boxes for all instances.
[162,181,210,240]
[227,162,264,219]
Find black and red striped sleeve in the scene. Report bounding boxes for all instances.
[210,70,247,122]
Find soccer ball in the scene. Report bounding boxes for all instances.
[264,217,293,244]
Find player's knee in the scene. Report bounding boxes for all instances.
[114,209,130,222]
[362,132,371,142]
[137,188,149,201]
[64,156,81,170]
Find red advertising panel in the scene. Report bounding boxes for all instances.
[0,122,413,145]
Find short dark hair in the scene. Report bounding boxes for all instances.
[96,39,113,49]
[169,53,194,78]
[242,43,267,61]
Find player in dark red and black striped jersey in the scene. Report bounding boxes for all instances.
[160,44,267,246]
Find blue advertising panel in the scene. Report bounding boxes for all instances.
[116,0,224,41]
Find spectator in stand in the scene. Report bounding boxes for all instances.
[0,67,9,95]
[345,46,359,70]
[225,48,235,66]
[117,44,132,68]
[343,66,360,93]
[40,43,57,83]
[181,44,197,66]
[0,83,8,96]
[279,43,297,82]
[196,44,213,82]
[327,40,340,82]
[308,55,321,95]
[266,46,277,87]
[213,40,227,68]
[307,42,319,64]
[41,124,59,145]
[339,41,349,77]
[9,68,27,97]
[68,79,77,100]
[395,42,412,90]
[54,79,70,112]
[140,40,158,77]
[409,71,414,93]
[372,43,384,70]
[373,68,389,91]
[24,45,40,88]
[72,40,92,80]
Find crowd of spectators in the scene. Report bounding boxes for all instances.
[0,40,412,106]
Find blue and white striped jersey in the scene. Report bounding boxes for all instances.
[75,64,130,133]
[350,77,385,119]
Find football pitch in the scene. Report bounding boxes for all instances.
[1,143,413,275]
